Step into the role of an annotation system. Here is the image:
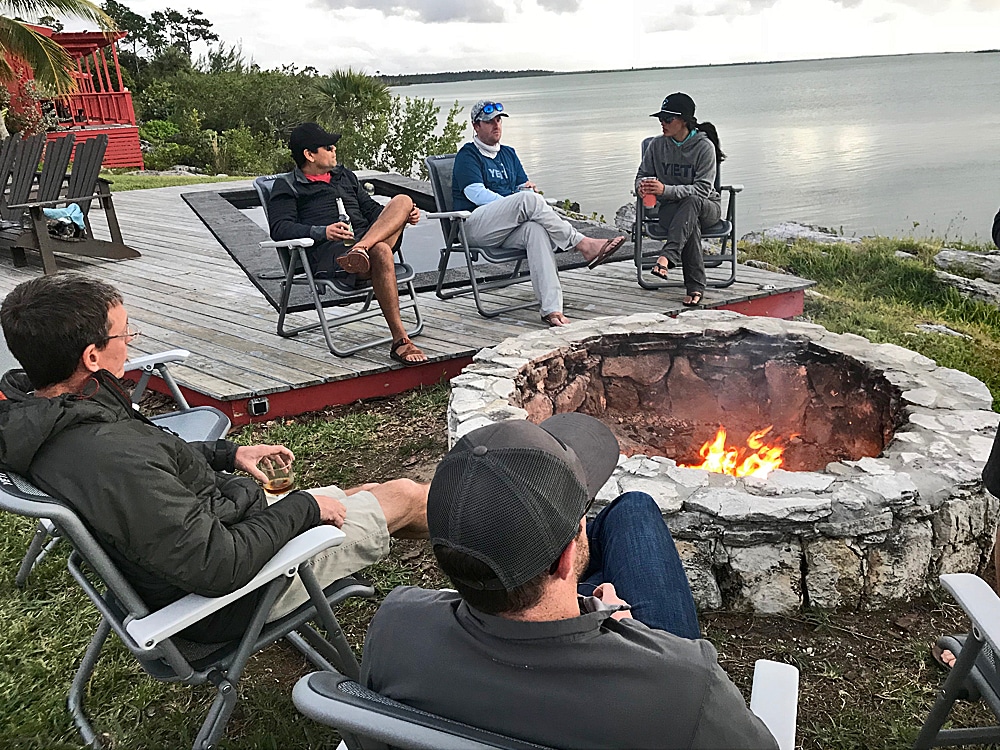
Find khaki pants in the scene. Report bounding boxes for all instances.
[266,485,389,621]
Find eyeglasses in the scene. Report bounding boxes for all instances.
[479,102,504,117]
[101,324,140,343]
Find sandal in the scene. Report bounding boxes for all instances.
[682,290,704,307]
[389,337,426,366]
[650,262,670,280]
[337,245,370,275]
[586,235,627,269]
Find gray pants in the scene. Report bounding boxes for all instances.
[464,191,585,317]
[658,195,722,294]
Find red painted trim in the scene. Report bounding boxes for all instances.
[139,357,474,428]
[717,290,804,319]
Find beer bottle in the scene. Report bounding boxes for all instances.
[335,197,355,247]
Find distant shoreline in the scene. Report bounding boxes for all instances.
[384,48,997,87]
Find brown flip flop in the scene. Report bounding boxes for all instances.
[390,337,426,366]
[587,235,626,269]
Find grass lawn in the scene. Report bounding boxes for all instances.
[2,234,1000,748]
[100,172,251,192]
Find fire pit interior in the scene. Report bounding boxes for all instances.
[449,312,1000,614]
[518,330,904,474]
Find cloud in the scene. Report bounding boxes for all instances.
[644,0,780,30]
[536,0,584,11]
[312,0,505,23]
[872,11,896,21]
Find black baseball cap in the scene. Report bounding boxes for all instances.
[289,122,341,155]
[428,414,620,591]
[650,92,696,120]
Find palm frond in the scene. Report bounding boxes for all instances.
[1,0,115,30]
[0,17,74,90]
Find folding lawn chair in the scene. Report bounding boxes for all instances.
[633,136,742,291]
[0,468,375,750]
[914,573,1000,748]
[9,347,231,588]
[293,658,799,750]
[254,174,423,357]
[424,154,536,319]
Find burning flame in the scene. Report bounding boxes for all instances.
[681,425,792,479]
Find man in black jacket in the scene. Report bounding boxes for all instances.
[993,206,999,250]
[0,273,429,641]
[268,122,426,365]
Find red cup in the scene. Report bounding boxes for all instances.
[642,193,656,209]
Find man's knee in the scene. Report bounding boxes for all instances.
[512,190,548,218]
[603,491,662,523]
[386,194,414,214]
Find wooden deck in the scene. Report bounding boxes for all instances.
[0,179,815,426]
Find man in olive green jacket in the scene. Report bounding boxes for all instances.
[0,273,428,641]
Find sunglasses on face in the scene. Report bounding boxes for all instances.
[658,115,677,124]
[480,102,504,117]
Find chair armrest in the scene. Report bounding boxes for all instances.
[941,573,1000,658]
[425,210,471,220]
[260,238,315,249]
[7,194,103,210]
[749,659,799,750]
[125,525,345,649]
[125,349,191,373]
[721,184,744,193]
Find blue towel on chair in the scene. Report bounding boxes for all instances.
[42,204,85,229]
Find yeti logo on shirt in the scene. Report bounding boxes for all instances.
[485,163,509,183]
[663,163,694,182]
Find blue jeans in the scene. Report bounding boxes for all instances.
[578,491,701,639]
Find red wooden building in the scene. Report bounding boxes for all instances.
[9,26,144,169]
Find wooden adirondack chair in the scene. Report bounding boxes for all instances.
[0,133,139,274]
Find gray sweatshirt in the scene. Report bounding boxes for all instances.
[636,131,721,205]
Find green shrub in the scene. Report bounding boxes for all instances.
[138,119,179,143]
[142,142,196,171]
[213,126,291,174]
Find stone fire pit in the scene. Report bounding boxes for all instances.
[447,312,1000,613]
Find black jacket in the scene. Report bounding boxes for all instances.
[0,369,320,640]
[267,166,383,276]
[993,207,999,250]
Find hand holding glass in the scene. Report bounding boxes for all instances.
[258,454,295,495]
[641,179,657,208]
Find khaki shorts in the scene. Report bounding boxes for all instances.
[266,484,389,621]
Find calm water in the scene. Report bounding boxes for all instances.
[398,53,1000,242]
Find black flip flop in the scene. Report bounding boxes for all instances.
[682,290,704,307]
[587,236,626,269]
[651,262,670,280]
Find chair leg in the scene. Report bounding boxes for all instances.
[15,521,52,588]
[913,635,986,749]
[193,671,239,750]
[69,616,112,749]
[298,566,361,679]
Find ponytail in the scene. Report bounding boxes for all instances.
[695,120,725,163]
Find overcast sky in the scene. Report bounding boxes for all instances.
[97,0,999,75]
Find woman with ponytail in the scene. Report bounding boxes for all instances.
[636,92,724,306]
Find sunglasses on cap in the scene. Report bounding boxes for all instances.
[480,102,504,117]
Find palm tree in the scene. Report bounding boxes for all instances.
[0,0,115,92]
[303,67,390,132]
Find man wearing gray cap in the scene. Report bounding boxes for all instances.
[361,414,778,749]
[452,101,626,327]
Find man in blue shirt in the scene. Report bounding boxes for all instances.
[452,100,626,327]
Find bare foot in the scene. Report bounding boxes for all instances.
[542,311,571,327]
[390,337,427,365]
